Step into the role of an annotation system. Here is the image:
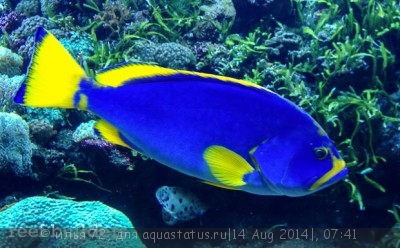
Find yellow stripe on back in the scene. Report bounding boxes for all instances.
[23,28,87,108]
[181,70,267,90]
[95,64,177,87]
[95,63,273,93]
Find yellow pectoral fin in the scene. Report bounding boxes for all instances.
[203,145,255,187]
[94,120,131,149]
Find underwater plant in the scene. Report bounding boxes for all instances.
[145,0,203,41]
[286,0,400,210]
[208,27,270,77]
[56,164,111,192]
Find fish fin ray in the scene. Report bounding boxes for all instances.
[203,145,255,187]
[14,27,87,108]
[95,63,270,93]
[95,63,176,87]
[200,180,239,190]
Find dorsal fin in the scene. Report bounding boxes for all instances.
[95,63,177,87]
[94,63,270,93]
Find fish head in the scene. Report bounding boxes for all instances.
[251,125,347,197]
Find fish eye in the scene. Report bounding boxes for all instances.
[314,147,328,160]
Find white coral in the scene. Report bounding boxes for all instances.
[0,47,23,77]
[72,120,98,142]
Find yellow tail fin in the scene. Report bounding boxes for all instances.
[14,27,87,109]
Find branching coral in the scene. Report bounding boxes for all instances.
[0,46,23,76]
[0,11,24,33]
[93,0,133,38]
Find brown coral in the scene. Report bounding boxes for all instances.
[94,0,133,38]
[29,120,57,146]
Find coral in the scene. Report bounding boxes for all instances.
[0,46,23,77]
[59,31,94,59]
[49,129,74,151]
[25,107,66,128]
[376,88,400,163]
[39,0,62,17]
[0,11,25,32]
[201,0,236,19]
[204,27,270,77]
[94,0,134,38]
[193,42,230,72]
[0,193,23,209]
[68,118,138,171]
[128,39,157,63]
[0,196,145,247]
[154,42,196,69]
[192,15,220,42]
[51,14,76,33]
[31,147,65,178]
[264,29,302,61]
[79,138,134,169]
[16,27,70,62]
[0,0,11,15]
[29,129,78,179]
[123,10,151,36]
[80,138,113,150]
[16,35,34,61]
[0,196,134,227]
[377,121,400,164]
[10,15,56,49]
[0,112,36,179]
[29,120,57,146]
[15,0,40,17]
[72,120,98,142]
[0,75,24,112]
[108,148,133,168]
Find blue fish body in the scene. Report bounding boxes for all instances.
[15,27,347,196]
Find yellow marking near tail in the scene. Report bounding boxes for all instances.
[203,145,255,187]
[22,29,87,108]
[77,93,88,109]
[94,120,132,149]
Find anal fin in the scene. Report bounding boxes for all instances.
[94,119,132,149]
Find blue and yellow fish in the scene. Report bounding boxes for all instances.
[14,27,347,196]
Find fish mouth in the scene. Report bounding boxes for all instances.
[322,167,348,186]
[309,155,347,191]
